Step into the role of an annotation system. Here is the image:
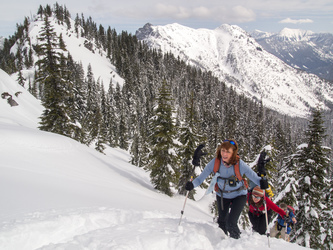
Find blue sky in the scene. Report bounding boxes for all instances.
[1,0,333,38]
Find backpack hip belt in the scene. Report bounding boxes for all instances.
[217,177,246,210]
[220,186,247,193]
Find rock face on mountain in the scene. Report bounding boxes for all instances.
[251,28,333,81]
[136,23,333,117]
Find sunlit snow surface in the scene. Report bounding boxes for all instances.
[0,67,310,249]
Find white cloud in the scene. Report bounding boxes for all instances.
[192,6,211,18]
[229,5,256,22]
[279,18,314,24]
[150,4,255,23]
[155,4,191,19]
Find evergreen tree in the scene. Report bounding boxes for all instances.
[323,179,332,249]
[35,15,72,136]
[84,64,101,145]
[17,70,26,87]
[105,81,117,147]
[294,106,331,248]
[146,80,179,196]
[95,83,108,153]
[274,153,298,210]
[66,55,87,143]
[112,82,122,147]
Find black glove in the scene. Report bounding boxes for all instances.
[192,144,207,166]
[260,178,269,190]
[257,151,270,177]
[185,181,194,191]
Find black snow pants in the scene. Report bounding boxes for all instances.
[216,194,247,239]
[248,209,272,235]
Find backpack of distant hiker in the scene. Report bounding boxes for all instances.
[286,205,295,216]
[213,155,248,192]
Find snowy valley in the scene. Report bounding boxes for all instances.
[136,23,333,117]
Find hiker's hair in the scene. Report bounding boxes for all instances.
[216,140,238,165]
[280,203,288,210]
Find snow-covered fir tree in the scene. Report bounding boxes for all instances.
[66,58,87,144]
[146,80,179,196]
[275,154,298,207]
[35,15,73,136]
[322,180,332,249]
[294,106,331,249]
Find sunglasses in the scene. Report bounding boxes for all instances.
[224,140,237,148]
[252,195,261,199]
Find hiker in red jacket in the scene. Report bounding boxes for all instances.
[248,186,286,235]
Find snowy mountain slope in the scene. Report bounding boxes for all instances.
[0,69,309,249]
[136,23,333,117]
[0,69,43,128]
[251,28,333,81]
[9,14,124,90]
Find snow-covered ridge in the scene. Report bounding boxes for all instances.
[277,28,314,41]
[9,15,124,90]
[136,23,333,117]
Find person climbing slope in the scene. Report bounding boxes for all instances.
[185,140,268,239]
[247,186,287,235]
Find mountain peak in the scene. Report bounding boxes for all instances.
[278,28,314,41]
[250,30,274,40]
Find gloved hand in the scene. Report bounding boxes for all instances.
[265,185,274,197]
[192,144,206,166]
[185,181,194,191]
[260,178,269,189]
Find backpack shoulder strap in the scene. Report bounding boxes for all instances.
[213,158,221,192]
[234,156,249,189]
[287,205,295,215]
[214,157,221,173]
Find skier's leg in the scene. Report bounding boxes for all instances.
[227,195,247,239]
[216,195,231,235]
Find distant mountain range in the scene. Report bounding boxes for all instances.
[136,23,333,117]
[250,28,333,81]
[1,16,333,118]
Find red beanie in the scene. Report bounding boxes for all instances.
[252,186,264,197]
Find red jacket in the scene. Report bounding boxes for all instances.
[248,194,286,217]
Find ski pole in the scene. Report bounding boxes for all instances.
[179,176,193,226]
[179,144,206,226]
[285,220,288,241]
[263,192,270,248]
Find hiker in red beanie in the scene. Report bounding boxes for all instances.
[248,186,286,235]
